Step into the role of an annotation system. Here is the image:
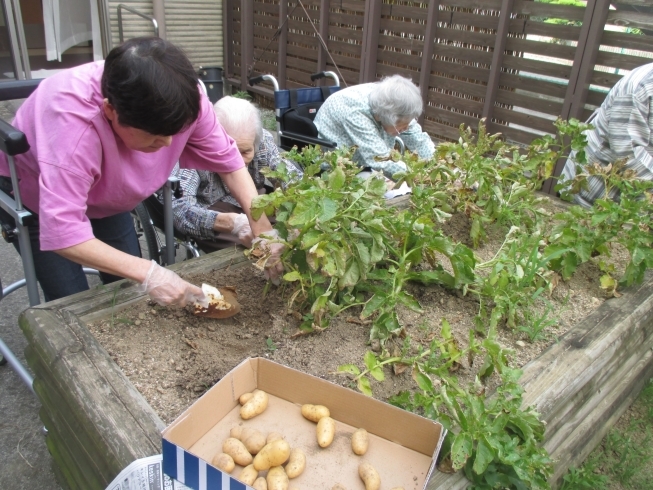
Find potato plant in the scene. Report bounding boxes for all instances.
[248,118,653,489]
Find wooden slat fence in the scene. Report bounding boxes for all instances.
[224,0,653,188]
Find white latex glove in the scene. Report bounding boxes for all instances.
[136,260,208,307]
[231,213,254,247]
[251,229,286,285]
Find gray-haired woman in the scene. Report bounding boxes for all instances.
[314,74,435,178]
[171,96,303,250]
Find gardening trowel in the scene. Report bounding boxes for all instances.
[192,283,241,319]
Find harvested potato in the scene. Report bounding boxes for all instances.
[253,476,268,490]
[351,428,369,455]
[267,466,289,490]
[253,439,291,471]
[211,453,235,473]
[332,485,347,490]
[301,404,330,422]
[266,431,284,444]
[284,448,306,478]
[241,428,267,455]
[239,392,254,405]
[240,389,269,420]
[223,437,253,466]
[316,416,336,448]
[238,464,258,486]
[230,426,244,439]
[358,461,381,490]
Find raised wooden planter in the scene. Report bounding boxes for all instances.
[19,247,653,490]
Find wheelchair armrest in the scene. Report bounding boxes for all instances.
[0,79,42,102]
[0,79,43,156]
[0,118,29,156]
[279,130,337,149]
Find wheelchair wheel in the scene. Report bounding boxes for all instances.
[132,203,163,265]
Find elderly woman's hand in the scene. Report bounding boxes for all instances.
[231,213,254,247]
[251,229,286,285]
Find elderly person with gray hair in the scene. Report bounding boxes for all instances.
[314,74,435,178]
[171,96,303,250]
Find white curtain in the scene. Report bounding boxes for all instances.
[43,0,102,61]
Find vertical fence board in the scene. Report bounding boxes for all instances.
[224,0,233,78]
[278,0,288,89]
[240,0,254,90]
[418,1,441,125]
[316,0,330,79]
[482,0,515,124]
[360,0,382,83]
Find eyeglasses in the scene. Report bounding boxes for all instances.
[392,121,410,134]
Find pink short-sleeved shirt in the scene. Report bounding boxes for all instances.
[0,61,244,251]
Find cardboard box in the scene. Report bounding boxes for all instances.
[162,357,445,490]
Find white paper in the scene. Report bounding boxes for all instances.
[384,181,412,199]
[105,455,192,490]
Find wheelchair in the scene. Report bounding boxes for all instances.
[248,71,405,156]
[0,79,102,383]
[249,71,341,151]
[130,176,202,267]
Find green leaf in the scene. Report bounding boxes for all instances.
[318,197,338,222]
[370,234,386,263]
[364,350,377,371]
[283,271,302,282]
[412,368,433,392]
[361,293,386,318]
[355,241,371,267]
[370,367,385,381]
[357,376,373,396]
[561,252,579,280]
[398,291,422,312]
[300,229,323,249]
[328,166,346,191]
[472,436,495,475]
[337,364,360,376]
[451,432,474,470]
[339,259,360,288]
[441,318,452,340]
[288,200,316,226]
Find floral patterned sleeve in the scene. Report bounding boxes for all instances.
[256,130,304,184]
[170,164,220,240]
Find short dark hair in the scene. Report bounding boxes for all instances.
[101,37,200,136]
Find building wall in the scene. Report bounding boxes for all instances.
[107,0,223,70]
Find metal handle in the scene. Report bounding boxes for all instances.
[248,74,279,92]
[118,4,159,43]
[311,71,339,87]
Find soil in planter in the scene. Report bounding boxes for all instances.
[87,227,620,425]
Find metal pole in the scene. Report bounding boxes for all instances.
[2,0,25,80]
[7,154,40,305]
[0,338,34,393]
[152,0,166,39]
[163,179,176,266]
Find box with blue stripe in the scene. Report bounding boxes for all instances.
[162,357,445,489]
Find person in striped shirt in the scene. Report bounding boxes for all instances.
[561,62,653,207]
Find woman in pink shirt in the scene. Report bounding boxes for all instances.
[0,37,282,305]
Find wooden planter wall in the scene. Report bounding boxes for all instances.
[19,247,653,490]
